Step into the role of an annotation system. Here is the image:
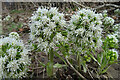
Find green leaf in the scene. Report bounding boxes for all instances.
[46,62,53,77]
[101,66,110,74]
[81,62,87,73]
[101,54,108,70]
[97,53,103,64]
[53,63,66,68]
[86,52,101,66]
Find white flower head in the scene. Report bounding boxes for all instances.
[9,32,20,40]
[49,7,58,15]
[75,28,85,36]
[3,15,11,21]
[48,22,56,29]
[110,49,119,59]
[0,34,30,78]
[104,17,114,26]
[41,16,50,24]
[107,34,118,43]
[59,20,66,27]
[52,15,60,22]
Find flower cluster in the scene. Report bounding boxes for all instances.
[83,54,91,63]
[0,32,30,79]
[29,7,119,75]
[113,24,120,38]
[106,49,118,64]
[9,32,20,40]
[104,34,118,49]
[3,15,11,21]
[29,7,67,53]
[103,17,114,26]
[68,9,103,53]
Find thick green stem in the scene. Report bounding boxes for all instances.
[77,53,81,70]
[47,48,54,77]
[50,51,54,75]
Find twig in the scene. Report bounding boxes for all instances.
[86,66,94,80]
[71,0,89,8]
[87,65,100,79]
[43,68,45,78]
[94,4,120,10]
[30,0,38,8]
[107,72,115,80]
[29,67,43,70]
[65,58,87,80]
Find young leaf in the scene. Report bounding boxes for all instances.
[53,63,66,68]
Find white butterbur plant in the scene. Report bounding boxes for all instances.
[29,7,119,78]
[67,8,119,74]
[29,7,68,77]
[29,7,67,52]
[68,9,103,67]
[0,32,30,79]
[69,9,103,50]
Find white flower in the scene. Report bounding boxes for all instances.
[37,7,42,13]
[31,14,38,21]
[58,13,64,19]
[75,28,85,36]
[50,42,55,48]
[59,20,66,27]
[110,49,119,59]
[113,24,120,30]
[7,48,17,58]
[36,37,43,43]
[107,34,118,43]
[41,16,50,24]
[54,33,68,43]
[0,33,30,78]
[48,22,56,29]
[43,27,52,36]
[29,7,67,54]
[104,17,114,26]
[69,9,104,51]
[96,39,103,48]
[52,15,60,22]
[41,8,48,15]
[71,15,79,24]
[56,33,64,41]
[9,32,20,40]
[49,7,58,15]
[3,15,11,21]
[7,60,19,72]
[30,33,35,40]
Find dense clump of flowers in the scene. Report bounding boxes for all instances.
[68,9,103,54]
[3,15,11,21]
[29,7,119,75]
[103,34,118,49]
[106,49,118,64]
[0,32,30,79]
[103,17,114,26]
[113,23,120,38]
[29,7,67,53]
[9,32,20,40]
